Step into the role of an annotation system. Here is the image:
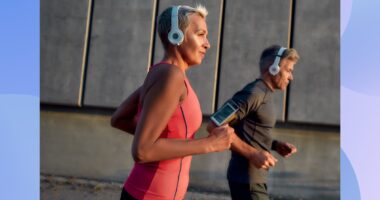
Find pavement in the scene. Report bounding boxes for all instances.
[41,126,340,200]
[41,174,338,200]
[41,175,231,200]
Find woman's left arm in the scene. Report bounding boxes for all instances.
[110,86,141,134]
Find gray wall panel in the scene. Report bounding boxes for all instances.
[153,0,222,115]
[218,0,291,120]
[289,0,340,125]
[41,0,89,105]
[84,0,155,107]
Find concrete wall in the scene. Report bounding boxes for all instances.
[84,0,155,108]
[41,0,90,106]
[218,0,291,120]
[288,0,340,124]
[41,0,340,124]
[41,110,339,198]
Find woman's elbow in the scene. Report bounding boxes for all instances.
[110,116,119,128]
[132,146,151,164]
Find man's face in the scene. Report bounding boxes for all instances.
[178,14,211,66]
[273,59,295,91]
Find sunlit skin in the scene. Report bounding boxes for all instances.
[109,7,237,200]
[111,11,234,164]
[264,58,298,158]
[272,59,295,91]
[263,58,296,92]
[178,14,210,66]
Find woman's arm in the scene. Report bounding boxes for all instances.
[132,65,234,163]
[110,86,141,134]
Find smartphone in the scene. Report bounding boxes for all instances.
[210,100,239,126]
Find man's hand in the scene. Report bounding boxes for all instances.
[249,150,277,170]
[207,121,278,169]
[274,141,297,158]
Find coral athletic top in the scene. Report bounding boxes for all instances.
[124,64,202,200]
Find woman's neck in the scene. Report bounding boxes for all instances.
[163,51,189,72]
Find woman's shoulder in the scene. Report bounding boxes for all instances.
[148,63,185,83]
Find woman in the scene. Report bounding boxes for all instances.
[111,5,235,200]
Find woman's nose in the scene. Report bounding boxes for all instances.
[204,38,210,49]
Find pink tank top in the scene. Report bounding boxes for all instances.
[124,64,202,200]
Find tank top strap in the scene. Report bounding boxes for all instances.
[183,76,189,95]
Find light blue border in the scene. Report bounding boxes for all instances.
[341,0,380,199]
[0,0,39,199]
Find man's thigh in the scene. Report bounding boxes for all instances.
[228,181,269,200]
[228,181,252,200]
[250,183,269,200]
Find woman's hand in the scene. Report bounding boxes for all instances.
[208,125,236,152]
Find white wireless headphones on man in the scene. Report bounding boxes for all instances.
[168,6,184,46]
[269,47,287,76]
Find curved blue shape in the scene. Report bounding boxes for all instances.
[0,95,39,200]
[341,0,380,96]
[0,0,39,96]
[341,0,352,37]
[341,149,361,200]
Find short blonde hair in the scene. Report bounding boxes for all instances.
[158,5,208,49]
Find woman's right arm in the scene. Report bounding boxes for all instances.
[132,65,235,163]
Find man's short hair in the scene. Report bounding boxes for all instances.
[157,5,208,50]
[259,45,300,74]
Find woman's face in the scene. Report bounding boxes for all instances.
[178,14,210,66]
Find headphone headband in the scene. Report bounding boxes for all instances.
[269,47,287,76]
[273,47,286,65]
[168,6,184,45]
[172,6,180,31]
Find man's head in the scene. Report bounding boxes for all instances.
[259,45,300,91]
[158,5,208,50]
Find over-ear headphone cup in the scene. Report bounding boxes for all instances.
[172,33,179,40]
[269,47,286,76]
[168,29,184,45]
[269,64,280,76]
[168,6,184,46]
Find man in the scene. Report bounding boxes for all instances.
[207,45,300,200]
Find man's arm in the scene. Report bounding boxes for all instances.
[207,122,277,169]
[271,140,297,158]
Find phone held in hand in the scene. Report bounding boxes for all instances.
[210,100,239,126]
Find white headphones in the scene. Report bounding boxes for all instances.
[269,47,287,76]
[168,6,184,46]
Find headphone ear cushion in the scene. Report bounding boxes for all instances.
[269,64,280,76]
[269,47,286,76]
[168,29,184,45]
